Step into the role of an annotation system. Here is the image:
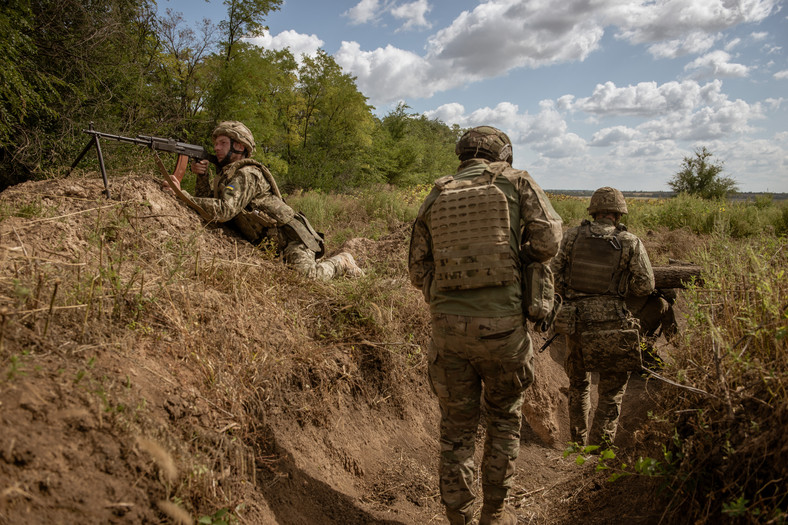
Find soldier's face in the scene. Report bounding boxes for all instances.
[213,136,232,162]
[213,135,245,163]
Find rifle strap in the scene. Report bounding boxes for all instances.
[154,152,214,222]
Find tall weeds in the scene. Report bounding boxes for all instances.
[654,229,787,523]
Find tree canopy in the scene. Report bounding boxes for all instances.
[0,0,461,192]
[668,147,738,199]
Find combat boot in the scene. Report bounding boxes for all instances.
[478,502,517,525]
[445,507,473,525]
[330,252,364,278]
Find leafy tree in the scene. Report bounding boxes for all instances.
[284,51,376,190]
[150,9,216,133]
[203,44,297,174]
[368,103,459,186]
[0,0,158,188]
[668,147,738,199]
[219,0,282,61]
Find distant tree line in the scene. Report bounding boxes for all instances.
[0,0,460,191]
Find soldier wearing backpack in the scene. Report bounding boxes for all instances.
[409,126,563,525]
[550,187,655,448]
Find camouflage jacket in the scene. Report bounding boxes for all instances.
[551,218,655,313]
[189,159,296,246]
[408,159,563,317]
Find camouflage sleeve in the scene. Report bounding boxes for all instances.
[191,165,262,223]
[513,170,563,263]
[549,227,575,296]
[627,237,655,296]
[408,191,439,293]
[195,172,212,198]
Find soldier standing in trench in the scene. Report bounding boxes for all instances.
[409,126,563,525]
[168,120,362,280]
[550,187,655,448]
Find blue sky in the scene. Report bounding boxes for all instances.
[162,0,788,192]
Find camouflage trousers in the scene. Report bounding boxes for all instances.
[564,334,629,446]
[428,313,533,514]
[282,240,352,280]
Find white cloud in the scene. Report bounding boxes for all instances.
[724,38,742,52]
[647,32,718,59]
[391,0,432,31]
[247,30,323,61]
[335,41,445,101]
[425,100,587,160]
[609,0,777,44]
[775,70,788,79]
[751,31,769,41]
[336,0,780,106]
[684,50,750,79]
[567,80,704,117]
[344,0,382,25]
[426,0,605,76]
[590,126,641,147]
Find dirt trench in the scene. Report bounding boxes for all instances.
[0,175,671,524]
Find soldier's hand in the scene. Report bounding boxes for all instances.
[191,159,209,175]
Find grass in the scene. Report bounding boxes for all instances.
[1,176,786,523]
[641,228,788,523]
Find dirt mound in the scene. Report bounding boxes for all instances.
[0,174,673,524]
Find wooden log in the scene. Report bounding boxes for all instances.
[652,264,703,289]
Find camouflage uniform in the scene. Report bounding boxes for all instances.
[409,129,562,524]
[184,124,360,280]
[551,191,654,446]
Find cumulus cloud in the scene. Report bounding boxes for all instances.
[391,0,432,31]
[247,30,323,61]
[426,0,605,75]
[335,41,445,101]
[684,50,750,79]
[590,126,641,147]
[567,80,704,117]
[775,70,788,79]
[344,0,382,25]
[336,0,779,106]
[609,0,777,45]
[425,100,587,160]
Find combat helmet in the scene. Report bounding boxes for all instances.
[587,186,628,215]
[212,121,256,155]
[455,126,513,164]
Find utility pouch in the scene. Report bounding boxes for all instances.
[523,262,555,323]
[579,328,641,373]
[553,303,577,335]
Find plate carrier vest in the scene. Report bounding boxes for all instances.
[430,167,518,291]
[567,221,627,296]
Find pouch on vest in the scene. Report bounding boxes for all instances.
[553,302,576,335]
[284,212,325,258]
[430,171,518,291]
[579,328,641,373]
[523,261,556,326]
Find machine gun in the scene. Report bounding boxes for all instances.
[68,123,218,198]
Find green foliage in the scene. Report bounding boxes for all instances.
[623,193,788,237]
[650,231,788,522]
[668,147,738,199]
[218,0,282,61]
[366,103,460,187]
[198,507,238,525]
[548,193,589,225]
